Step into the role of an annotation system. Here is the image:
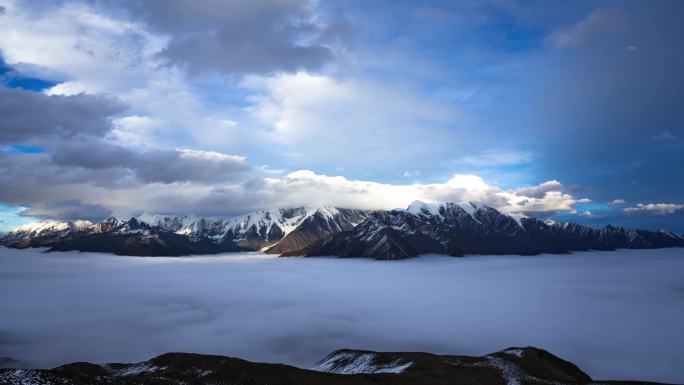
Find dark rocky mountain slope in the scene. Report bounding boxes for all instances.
[302,201,684,260]
[1,207,369,256]
[0,346,672,385]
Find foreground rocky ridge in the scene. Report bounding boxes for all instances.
[0,347,672,385]
[2,201,683,259]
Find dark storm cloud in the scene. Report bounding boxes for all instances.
[133,149,254,184]
[52,139,255,184]
[100,0,340,75]
[0,87,126,143]
[0,148,258,222]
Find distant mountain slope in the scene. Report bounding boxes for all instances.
[0,346,672,385]
[301,201,684,260]
[266,207,369,254]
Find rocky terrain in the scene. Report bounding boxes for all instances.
[0,346,673,385]
[2,201,682,259]
[301,201,684,259]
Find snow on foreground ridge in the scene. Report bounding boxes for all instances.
[0,247,683,383]
[312,350,412,374]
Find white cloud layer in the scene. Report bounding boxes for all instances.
[1,248,683,383]
[1,164,585,221]
[623,203,683,215]
[240,71,461,172]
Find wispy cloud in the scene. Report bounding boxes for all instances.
[652,131,678,141]
[545,8,626,49]
[624,203,683,215]
[454,150,533,167]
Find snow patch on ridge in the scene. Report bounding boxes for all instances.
[225,206,340,240]
[108,362,164,376]
[407,200,442,217]
[136,213,199,232]
[7,220,94,238]
[312,351,412,374]
[0,369,45,385]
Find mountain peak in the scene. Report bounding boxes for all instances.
[406,200,442,216]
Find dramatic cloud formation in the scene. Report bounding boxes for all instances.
[1,248,683,383]
[52,140,253,184]
[624,203,684,216]
[0,158,586,220]
[0,0,682,231]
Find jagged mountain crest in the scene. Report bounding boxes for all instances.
[302,201,684,260]
[1,206,372,256]
[2,202,682,258]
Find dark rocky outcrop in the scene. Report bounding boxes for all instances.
[0,347,672,385]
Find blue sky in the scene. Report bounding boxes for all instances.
[0,0,682,231]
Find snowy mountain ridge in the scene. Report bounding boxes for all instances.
[2,206,371,256]
[3,202,683,259]
[301,202,684,259]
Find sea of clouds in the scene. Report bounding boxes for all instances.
[1,247,683,383]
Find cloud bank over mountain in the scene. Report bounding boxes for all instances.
[0,0,682,231]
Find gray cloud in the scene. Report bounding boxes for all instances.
[0,87,126,144]
[102,0,340,75]
[52,139,255,184]
[516,180,564,199]
[134,149,254,184]
[19,200,113,221]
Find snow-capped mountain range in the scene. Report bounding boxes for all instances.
[2,202,683,259]
[1,206,370,256]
